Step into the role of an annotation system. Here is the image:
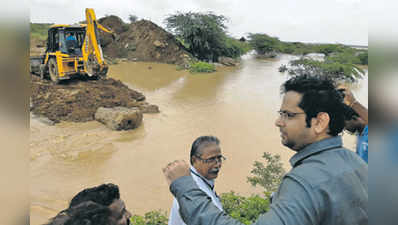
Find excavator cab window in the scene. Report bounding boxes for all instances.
[63,29,84,56]
[46,28,64,53]
[59,30,68,53]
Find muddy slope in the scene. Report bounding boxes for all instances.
[30,75,153,123]
[98,17,193,65]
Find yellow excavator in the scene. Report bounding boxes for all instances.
[30,8,116,83]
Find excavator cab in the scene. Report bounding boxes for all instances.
[46,26,85,55]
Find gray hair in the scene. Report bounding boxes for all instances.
[190,136,220,164]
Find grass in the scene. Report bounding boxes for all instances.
[189,61,216,73]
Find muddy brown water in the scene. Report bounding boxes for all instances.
[30,53,368,225]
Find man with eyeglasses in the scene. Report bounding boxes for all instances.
[163,75,367,225]
[168,136,225,225]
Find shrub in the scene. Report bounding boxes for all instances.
[358,51,368,65]
[128,14,138,23]
[287,58,365,82]
[189,61,216,73]
[30,23,52,41]
[221,191,270,225]
[221,37,252,58]
[130,210,168,225]
[248,33,280,55]
[247,152,286,192]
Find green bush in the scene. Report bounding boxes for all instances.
[130,210,168,225]
[221,191,271,225]
[30,23,52,41]
[248,33,280,55]
[221,37,252,58]
[189,61,216,73]
[287,58,365,82]
[247,152,286,192]
[358,51,368,65]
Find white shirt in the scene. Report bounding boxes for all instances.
[168,166,223,225]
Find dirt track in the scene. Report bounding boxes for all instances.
[30,75,156,123]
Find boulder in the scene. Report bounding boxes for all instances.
[95,107,143,130]
[137,102,160,113]
[218,56,240,66]
[153,40,166,48]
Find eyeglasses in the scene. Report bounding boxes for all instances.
[277,110,305,120]
[196,155,226,164]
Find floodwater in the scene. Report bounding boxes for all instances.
[30,53,368,225]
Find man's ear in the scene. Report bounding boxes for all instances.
[312,112,330,134]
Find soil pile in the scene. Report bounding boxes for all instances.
[98,17,193,66]
[30,75,158,123]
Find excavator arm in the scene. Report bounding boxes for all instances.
[97,23,117,40]
[82,8,115,77]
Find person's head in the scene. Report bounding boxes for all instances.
[45,201,112,225]
[275,75,346,151]
[344,105,366,135]
[190,136,224,180]
[44,183,131,225]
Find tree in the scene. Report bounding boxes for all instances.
[247,152,286,193]
[282,58,365,83]
[164,11,228,62]
[128,14,138,23]
[358,51,368,65]
[247,33,280,55]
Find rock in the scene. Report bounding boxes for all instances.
[31,113,55,126]
[37,116,56,126]
[153,40,166,48]
[126,99,139,108]
[218,56,240,66]
[95,107,143,130]
[137,102,160,113]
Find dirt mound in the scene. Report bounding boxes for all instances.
[98,17,193,66]
[30,75,156,123]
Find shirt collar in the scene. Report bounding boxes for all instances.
[289,136,343,167]
[190,166,215,187]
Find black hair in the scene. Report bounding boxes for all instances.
[44,184,120,225]
[190,136,220,164]
[69,183,120,207]
[44,201,112,225]
[344,105,360,121]
[281,75,347,136]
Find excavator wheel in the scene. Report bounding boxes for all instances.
[48,58,60,84]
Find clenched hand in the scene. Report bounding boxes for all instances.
[162,160,190,186]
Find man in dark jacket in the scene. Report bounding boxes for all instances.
[163,75,368,225]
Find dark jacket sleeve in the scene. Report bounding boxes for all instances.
[170,175,320,225]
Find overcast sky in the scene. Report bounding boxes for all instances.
[30,0,368,45]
